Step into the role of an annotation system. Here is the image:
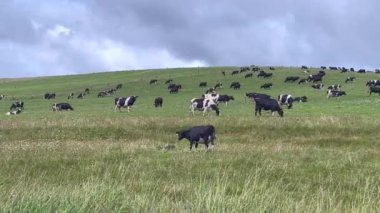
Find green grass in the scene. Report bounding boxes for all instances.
[0,67,380,212]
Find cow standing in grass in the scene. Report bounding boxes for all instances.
[176,125,216,151]
[115,96,138,112]
[190,94,220,116]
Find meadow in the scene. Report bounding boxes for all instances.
[0,67,379,212]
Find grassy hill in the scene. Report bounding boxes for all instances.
[0,67,379,212]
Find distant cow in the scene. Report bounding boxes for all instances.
[329,66,338,70]
[77,92,85,99]
[321,66,327,69]
[269,66,275,70]
[308,74,323,83]
[341,67,348,73]
[114,96,138,112]
[6,108,22,115]
[165,79,173,84]
[176,125,216,150]
[358,69,366,73]
[10,101,24,111]
[68,93,74,99]
[116,84,123,90]
[150,79,158,84]
[245,73,253,78]
[298,78,308,84]
[217,95,234,106]
[312,83,324,89]
[214,82,223,89]
[327,84,341,91]
[327,90,346,99]
[154,97,163,107]
[44,93,56,100]
[221,71,226,76]
[199,82,207,88]
[0,94,4,100]
[293,96,308,102]
[231,70,239,75]
[350,68,355,72]
[368,87,380,96]
[345,77,356,83]
[230,82,241,90]
[169,86,180,93]
[52,103,74,111]
[254,97,284,117]
[301,65,308,69]
[284,76,300,82]
[205,88,216,94]
[97,91,109,98]
[277,94,293,109]
[260,83,272,89]
[85,88,90,94]
[190,97,220,116]
[366,80,380,87]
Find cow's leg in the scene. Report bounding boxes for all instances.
[114,105,119,112]
[195,143,199,151]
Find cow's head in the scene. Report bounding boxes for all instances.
[175,131,185,140]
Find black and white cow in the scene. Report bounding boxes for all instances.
[311,83,324,89]
[176,125,216,151]
[345,77,356,83]
[44,93,56,100]
[0,94,5,100]
[307,74,323,83]
[245,73,253,78]
[230,82,241,90]
[114,96,138,112]
[165,79,173,84]
[260,83,272,89]
[327,84,341,91]
[52,103,74,111]
[217,95,234,106]
[214,82,223,89]
[277,94,294,109]
[254,97,284,117]
[368,87,380,96]
[6,108,22,115]
[199,82,207,88]
[190,97,220,116]
[150,79,158,84]
[366,80,380,87]
[77,92,85,99]
[154,97,163,107]
[326,90,346,99]
[269,66,275,70]
[284,76,300,82]
[293,96,308,102]
[68,93,74,99]
[10,101,24,111]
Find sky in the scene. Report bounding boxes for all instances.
[0,0,379,78]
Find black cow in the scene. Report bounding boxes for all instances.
[284,76,300,82]
[368,87,380,96]
[327,84,341,91]
[77,92,85,99]
[230,82,241,90]
[97,91,109,98]
[150,79,158,84]
[52,103,74,111]
[245,73,253,78]
[321,66,327,69]
[269,66,275,70]
[277,94,293,109]
[44,93,56,100]
[301,65,308,69]
[345,77,356,83]
[327,90,346,99]
[114,96,138,112]
[116,84,123,90]
[217,95,234,106]
[298,78,308,84]
[190,97,220,116]
[341,67,348,73]
[254,98,284,117]
[68,93,74,99]
[176,125,216,151]
[294,96,308,102]
[260,83,272,89]
[312,83,324,89]
[231,70,239,75]
[329,66,338,70]
[199,82,207,88]
[169,86,180,93]
[376,69,380,74]
[168,84,182,90]
[10,101,24,111]
[221,71,226,76]
[263,73,273,78]
[154,97,163,107]
[252,67,260,72]
[85,88,90,94]
[240,66,250,73]
[214,82,223,89]
[165,79,173,84]
[358,69,366,73]
[350,68,355,72]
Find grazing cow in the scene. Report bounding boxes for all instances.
[368,87,380,96]
[366,80,380,87]
[68,93,74,99]
[277,94,294,109]
[10,101,24,111]
[345,77,356,83]
[350,68,355,72]
[169,86,180,93]
[260,83,272,89]
[245,73,253,78]
[52,103,74,111]
[321,66,327,69]
[240,66,250,73]
[85,88,90,94]
[269,66,275,70]
[301,65,308,69]
[327,84,341,91]
[0,94,4,100]
[97,91,109,98]
[199,82,207,88]
[230,82,241,90]
[168,84,182,90]
[284,76,300,82]
[150,79,158,84]
[318,70,326,76]
[190,97,220,116]
[44,93,56,100]
[294,96,308,102]
[252,67,260,72]
[165,79,173,84]
[221,71,226,76]
[116,84,123,90]
[231,70,239,75]
[6,108,22,115]
[77,92,85,99]
[254,97,284,117]
[154,97,163,107]
[341,67,348,73]
[312,83,324,89]
[298,78,308,84]
[217,95,234,106]
[114,96,138,112]
[307,74,323,83]
[329,66,338,70]
[176,125,216,151]
[327,90,346,99]
[263,73,273,78]
[214,82,223,89]
[358,69,366,73]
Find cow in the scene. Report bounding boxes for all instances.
[358,69,366,73]
[85,88,90,94]
[350,68,355,72]
[6,108,22,115]
[321,66,327,69]
[312,83,324,89]
[260,83,272,89]
[254,97,284,117]
[114,96,138,112]
[366,80,380,87]
[245,73,253,78]
[277,94,293,109]
[368,87,380,96]
[154,97,163,107]
[150,79,158,84]
[329,66,338,70]
[230,82,241,90]
[345,77,356,83]
[301,65,308,69]
[217,95,234,106]
[52,103,74,111]
[293,96,308,102]
[269,66,275,70]
[231,70,239,75]
[240,66,250,73]
[169,86,180,93]
[77,92,85,99]
[376,69,380,74]
[44,93,56,100]
[0,94,5,100]
[327,84,341,91]
[263,73,273,78]
[176,125,216,151]
[252,67,260,72]
[327,90,346,99]
[307,74,323,83]
[190,97,220,116]
[168,84,182,90]
[199,82,207,88]
[221,71,226,76]
[97,91,109,98]
[68,93,74,99]
[10,101,24,111]
[165,79,173,84]
[298,78,308,84]
[284,76,300,82]
[341,67,348,73]
[116,84,123,90]
[214,82,223,89]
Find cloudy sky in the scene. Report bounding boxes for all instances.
[0,0,379,78]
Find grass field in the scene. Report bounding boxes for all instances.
[0,67,380,212]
